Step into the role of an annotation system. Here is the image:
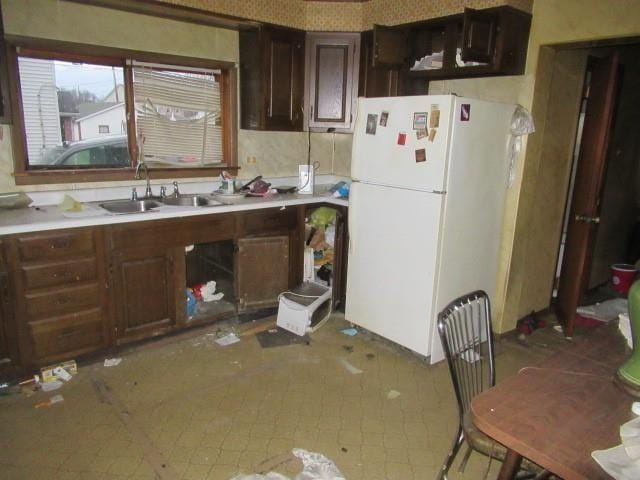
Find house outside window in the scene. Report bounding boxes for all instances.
[98,125,110,134]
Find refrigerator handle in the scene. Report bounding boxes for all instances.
[348,183,356,255]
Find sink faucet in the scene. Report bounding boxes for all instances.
[135,161,153,198]
[172,181,180,196]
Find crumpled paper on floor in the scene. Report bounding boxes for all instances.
[593,416,640,479]
[230,448,345,480]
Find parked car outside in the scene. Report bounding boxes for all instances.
[42,134,130,168]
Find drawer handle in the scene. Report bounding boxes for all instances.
[57,330,79,339]
[53,271,71,279]
[51,239,72,249]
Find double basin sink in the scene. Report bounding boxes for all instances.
[100,194,225,214]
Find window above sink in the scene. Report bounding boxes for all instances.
[6,40,239,185]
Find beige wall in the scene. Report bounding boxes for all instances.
[495,0,640,332]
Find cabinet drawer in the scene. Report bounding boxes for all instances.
[29,309,104,363]
[17,230,94,262]
[109,214,235,249]
[25,283,100,320]
[21,257,97,290]
[243,208,298,235]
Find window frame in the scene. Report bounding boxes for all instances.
[6,36,238,185]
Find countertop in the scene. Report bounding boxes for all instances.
[0,192,348,235]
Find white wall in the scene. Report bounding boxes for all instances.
[17,57,62,165]
[76,104,126,140]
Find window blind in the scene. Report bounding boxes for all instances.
[132,62,224,167]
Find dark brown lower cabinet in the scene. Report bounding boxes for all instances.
[112,247,182,343]
[0,241,19,373]
[0,204,343,375]
[236,235,290,312]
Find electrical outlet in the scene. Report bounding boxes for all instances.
[298,164,314,194]
[246,155,257,165]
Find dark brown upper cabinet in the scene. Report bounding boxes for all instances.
[360,6,531,97]
[461,8,497,63]
[372,25,407,69]
[305,32,360,132]
[240,25,305,131]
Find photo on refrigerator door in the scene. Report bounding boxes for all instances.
[366,114,378,134]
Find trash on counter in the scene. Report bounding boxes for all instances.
[214,333,240,347]
[41,360,77,383]
[104,358,122,367]
[341,328,358,337]
[230,448,345,480]
[34,394,64,409]
[0,191,32,209]
[331,183,349,199]
[338,357,362,375]
[387,390,402,400]
[41,380,63,392]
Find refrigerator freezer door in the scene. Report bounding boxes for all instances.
[345,181,443,357]
[351,95,453,192]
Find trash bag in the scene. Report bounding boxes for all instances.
[229,449,345,480]
[309,207,337,229]
[507,105,535,187]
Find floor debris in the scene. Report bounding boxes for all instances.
[341,327,358,337]
[231,448,345,480]
[214,333,241,346]
[34,394,64,409]
[387,389,402,400]
[41,380,63,392]
[104,358,122,367]
[338,357,363,375]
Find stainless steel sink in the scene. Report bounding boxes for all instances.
[161,194,223,207]
[100,199,161,214]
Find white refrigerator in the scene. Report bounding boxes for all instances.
[345,95,516,364]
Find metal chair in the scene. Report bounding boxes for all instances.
[435,291,550,480]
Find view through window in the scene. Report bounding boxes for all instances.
[15,52,229,172]
[17,57,129,168]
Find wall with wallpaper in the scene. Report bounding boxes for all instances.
[162,0,532,31]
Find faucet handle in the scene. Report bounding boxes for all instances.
[172,181,180,196]
[131,187,138,201]
[160,186,166,198]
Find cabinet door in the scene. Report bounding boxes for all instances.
[461,8,497,63]
[112,248,180,342]
[359,31,399,98]
[236,236,289,312]
[0,260,18,370]
[372,24,408,68]
[306,33,360,131]
[266,28,305,130]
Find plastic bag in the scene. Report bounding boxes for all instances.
[309,207,337,229]
[507,105,535,187]
[229,449,345,480]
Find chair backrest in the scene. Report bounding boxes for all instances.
[437,290,496,419]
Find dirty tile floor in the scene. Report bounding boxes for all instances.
[0,314,561,479]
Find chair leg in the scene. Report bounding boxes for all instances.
[457,444,473,473]
[435,426,465,480]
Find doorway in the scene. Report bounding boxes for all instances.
[553,44,640,335]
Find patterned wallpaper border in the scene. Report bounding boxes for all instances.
[158,0,532,31]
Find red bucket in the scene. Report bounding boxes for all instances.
[611,264,638,295]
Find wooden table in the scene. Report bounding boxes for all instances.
[471,324,634,480]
